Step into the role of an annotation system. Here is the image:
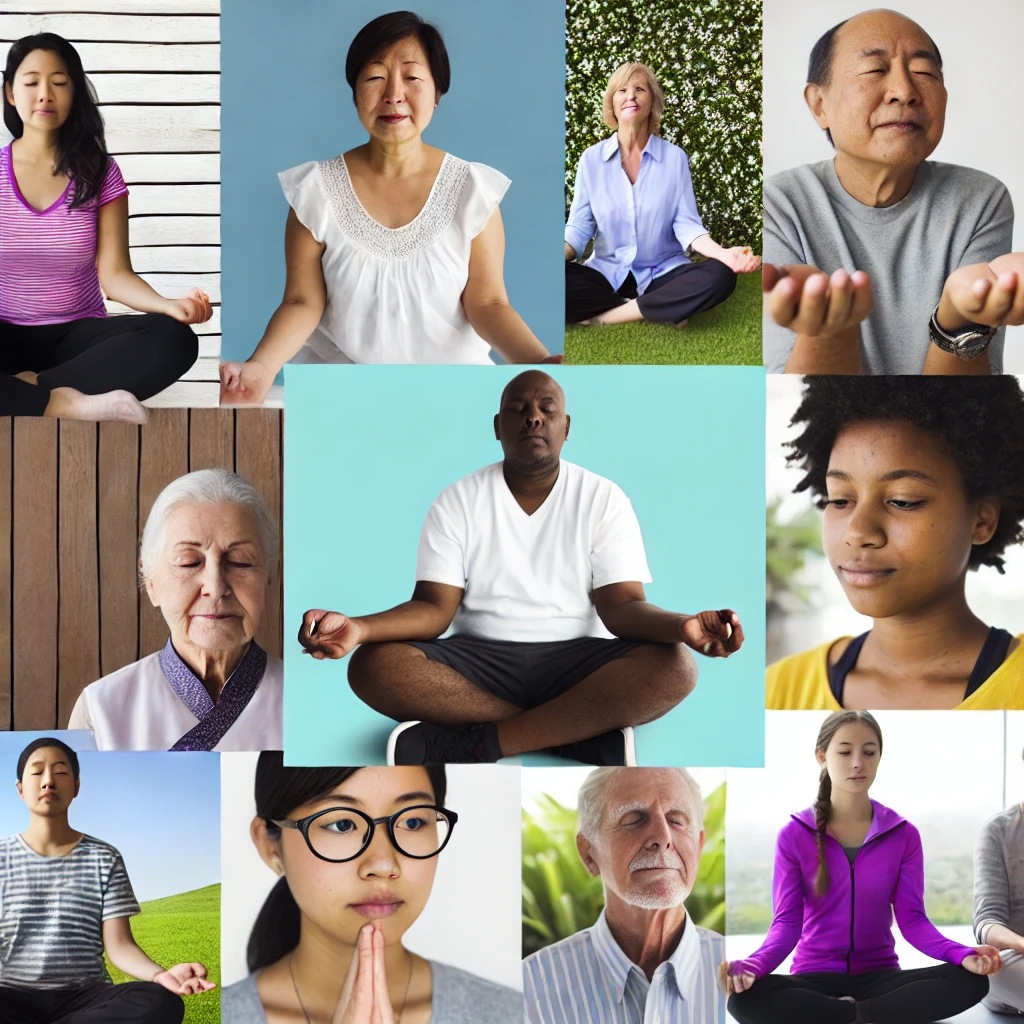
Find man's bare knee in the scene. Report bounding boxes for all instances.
[645,643,698,704]
[348,642,421,699]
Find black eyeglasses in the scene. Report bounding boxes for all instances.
[269,804,458,863]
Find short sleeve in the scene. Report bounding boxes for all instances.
[279,160,331,244]
[590,483,652,590]
[762,185,808,373]
[458,161,511,240]
[671,150,708,253]
[415,498,468,590]
[67,690,93,732]
[101,851,141,921]
[98,157,129,206]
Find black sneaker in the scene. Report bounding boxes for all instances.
[546,727,636,766]
[387,721,502,765]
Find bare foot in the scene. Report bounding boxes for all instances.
[14,371,39,385]
[45,387,148,424]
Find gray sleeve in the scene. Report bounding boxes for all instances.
[974,815,1010,944]
[101,852,141,921]
[432,961,524,1024]
[957,182,1014,269]
[221,976,268,1024]
[762,184,807,374]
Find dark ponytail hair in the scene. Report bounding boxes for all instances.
[812,710,882,898]
[3,33,109,209]
[247,753,447,973]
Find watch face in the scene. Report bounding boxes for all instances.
[954,334,991,361]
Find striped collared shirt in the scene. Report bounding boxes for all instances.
[523,909,726,1023]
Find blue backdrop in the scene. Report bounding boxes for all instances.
[220,0,565,363]
[283,364,766,767]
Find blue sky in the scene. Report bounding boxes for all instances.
[0,734,219,903]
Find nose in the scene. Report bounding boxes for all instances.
[524,404,545,428]
[383,69,405,106]
[357,825,401,878]
[643,815,675,851]
[884,63,921,105]
[843,502,886,549]
[199,556,232,601]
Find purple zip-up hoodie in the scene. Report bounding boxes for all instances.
[732,800,976,976]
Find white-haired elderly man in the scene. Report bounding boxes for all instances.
[68,469,282,751]
[523,767,725,1023]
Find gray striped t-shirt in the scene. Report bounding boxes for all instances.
[0,833,140,989]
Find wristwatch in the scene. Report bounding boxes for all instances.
[928,304,997,361]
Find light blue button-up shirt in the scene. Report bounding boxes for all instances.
[565,135,708,295]
[523,909,726,1024]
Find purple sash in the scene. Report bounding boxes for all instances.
[159,639,268,752]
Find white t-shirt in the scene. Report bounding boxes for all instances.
[416,460,651,642]
[279,152,509,365]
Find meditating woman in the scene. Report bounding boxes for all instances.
[564,61,760,329]
[220,11,555,403]
[221,756,522,1023]
[721,710,1001,1024]
[0,33,211,421]
[767,375,1024,710]
[68,470,282,750]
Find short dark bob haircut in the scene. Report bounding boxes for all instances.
[246,754,447,973]
[345,11,451,100]
[17,736,80,782]
[786,376,1024,574]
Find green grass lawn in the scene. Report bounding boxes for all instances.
[106,884,220,1024]
[565,268,762,365]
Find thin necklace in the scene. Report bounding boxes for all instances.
[289,948,414,1023]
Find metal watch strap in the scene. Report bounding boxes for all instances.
[928,304,996,361]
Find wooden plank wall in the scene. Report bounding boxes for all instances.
[0,1,222,358]
[2,408,283,731]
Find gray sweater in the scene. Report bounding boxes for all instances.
[763,159,1013,375]
[974,803,1024,944]
[221,959,523,1024]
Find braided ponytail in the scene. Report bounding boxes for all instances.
[811,710,883,899]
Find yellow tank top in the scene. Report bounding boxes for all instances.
[766,636,1024,710]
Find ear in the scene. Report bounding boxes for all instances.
[4,82,12,107]
[576,832,601,878]
[142,567,160,609]
[493,412,501,442]
[15,779,23,798]
[251,816,284,876]
[971,499,1000,546]
[815,748,827,768]
[73,777,80,799]
[697,828,706,857]
[564,414,571,442]
[804,83,830,131]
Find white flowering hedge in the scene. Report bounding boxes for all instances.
[566,0,762,250]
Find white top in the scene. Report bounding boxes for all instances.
[67,650,284,751]
[279,153,510,365]
[416,460,651,642]
[523,910,726,1024]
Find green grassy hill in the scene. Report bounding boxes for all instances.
[565,268,761,365]
[106,884,220,1024]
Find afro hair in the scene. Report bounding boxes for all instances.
[786,376,1024,573]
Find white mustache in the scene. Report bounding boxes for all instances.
[629,849,684,872]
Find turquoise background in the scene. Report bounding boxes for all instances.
[220,0,565,364]
[283,365,766,767]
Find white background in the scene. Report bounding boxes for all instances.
[221,757,522,990]
[764,0,1024,372]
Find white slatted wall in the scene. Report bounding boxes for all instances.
[0,0,223,406]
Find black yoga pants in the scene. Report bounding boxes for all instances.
[728,964,990,1024]
[565,259,736,324]
[0,314,198,416]
[0,981,185,1024]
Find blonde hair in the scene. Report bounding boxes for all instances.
[602,62,665,135]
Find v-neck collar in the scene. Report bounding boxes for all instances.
[339,150,451,231]
[5,143,72,215]
[498,460,564,520]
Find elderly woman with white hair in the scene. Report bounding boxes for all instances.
[68,469,283,751]
[565,61,760,328]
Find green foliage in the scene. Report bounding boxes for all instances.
[105,885,220,1024]
[522,783,726,957]
[566,0,762,249]
[766,499,824,610]
[566,267,761,364]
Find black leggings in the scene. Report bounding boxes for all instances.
[0,981,184,1023]
[0,314,198,416]
[728,964,990,1024]
[565,259,736,324]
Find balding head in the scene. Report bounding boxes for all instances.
[494,371,569,474]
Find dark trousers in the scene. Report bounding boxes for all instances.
[0,981,184,1024]
[0,314,198,416]
[728,964,990,1024]
[565,259,736,324]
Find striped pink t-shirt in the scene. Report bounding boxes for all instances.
[0,144,129,325]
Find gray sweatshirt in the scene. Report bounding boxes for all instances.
[763,159,1013,375]
[221,959,523,1024]
[974,804,1024,944]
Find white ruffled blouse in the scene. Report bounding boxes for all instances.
[279,152,510,364]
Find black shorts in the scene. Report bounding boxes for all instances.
[405,634,649,707]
